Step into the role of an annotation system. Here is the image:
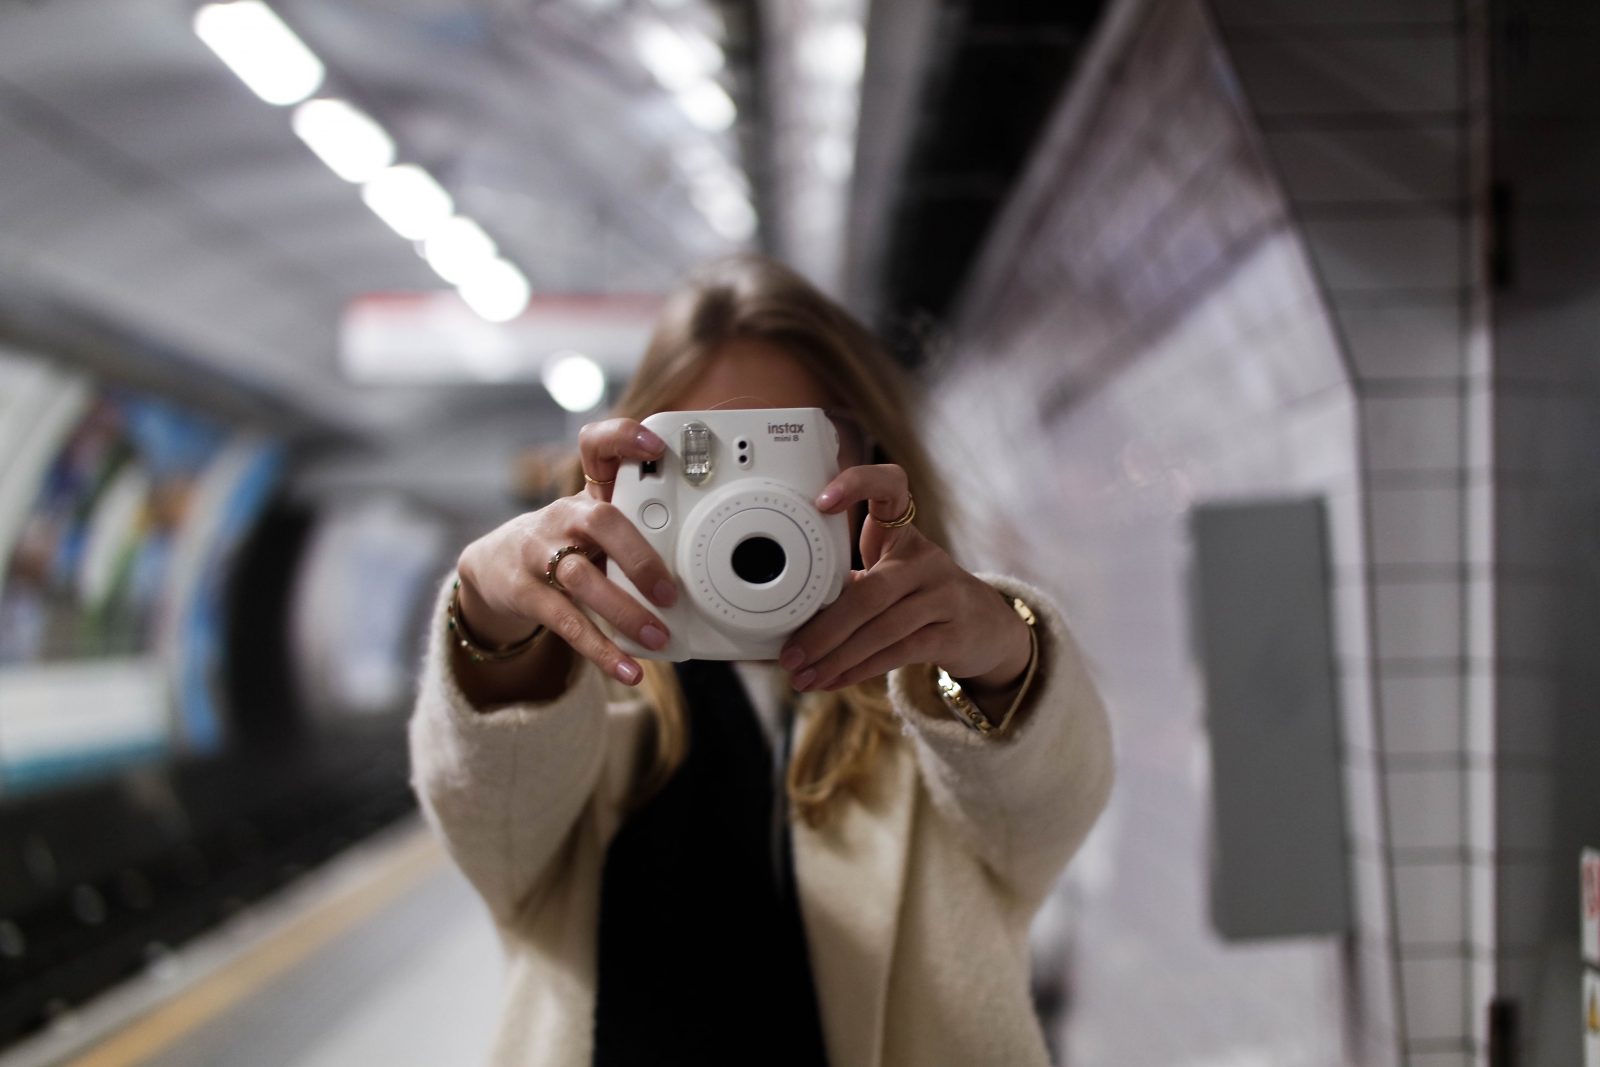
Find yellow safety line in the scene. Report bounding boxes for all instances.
[63,831,445,1067]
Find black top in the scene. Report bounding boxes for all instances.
[591,660,830,1067]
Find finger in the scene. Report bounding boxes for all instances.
[578,418,667,501]
[521,581,645,686]
[548,553,671,655]
[567,499,679,609]
[815,464,913,568]
[820,623,948,691]
[798,591,945,692]
[780,561,919,674]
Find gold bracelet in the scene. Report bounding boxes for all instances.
[446,579,545,663]
[934,592,1039,736]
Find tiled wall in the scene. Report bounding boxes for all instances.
[928,1,1376,1063]
[1487,1,1600,1062]
[926,0,1599,1061]
[1212,1,1497,1063]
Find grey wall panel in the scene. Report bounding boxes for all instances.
[1191,498,1350,940]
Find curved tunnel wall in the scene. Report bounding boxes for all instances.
[0,342,447,1042]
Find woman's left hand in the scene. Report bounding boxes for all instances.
[778,463,1032,694]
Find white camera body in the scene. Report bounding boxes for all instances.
[606,406,851,661]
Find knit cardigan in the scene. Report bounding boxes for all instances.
[408,573,1113,1067]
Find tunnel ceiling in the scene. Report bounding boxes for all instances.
[870,0,1105,358]
[0,0,1102,438]
[0,0,763,438]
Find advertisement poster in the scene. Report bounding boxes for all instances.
[0,350,280,793]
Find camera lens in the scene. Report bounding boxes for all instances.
[730,535,786,585]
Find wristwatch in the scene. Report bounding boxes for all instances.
[934,592,1039,736]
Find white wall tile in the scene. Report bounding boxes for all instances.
[1399,957,1470,1040]
[1373,580,1464,661]
[1378,673,1463,755]
[1335,303,1466,380]
[1368,486,1463,566]
[1305,215,1464,291]
[1387,767,1465,850]
[1393,863,1467,945]
[1362,395,1463,471]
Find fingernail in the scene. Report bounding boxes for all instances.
[615,660,642,685]
[640,624,669,651]
[652,580,678,607]
[778,646,805,671]
[816,489,837,510]
[637,429,665,453]
[792,668,816,691]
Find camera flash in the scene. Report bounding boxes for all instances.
[681,421,713,486]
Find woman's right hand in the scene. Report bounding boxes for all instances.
[453,418,678,688]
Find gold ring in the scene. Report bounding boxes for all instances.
[583,473,615,487]
[546,544,592,593]
[874,493,916,529]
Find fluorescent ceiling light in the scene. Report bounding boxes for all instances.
[634,21,723,92]
[423,217,499,285]
[676,80,736,132]
[292,99,395,183]
[799,21,866,84]
[361,165,454,241]
[457,259,531,323]
[541,352,606,413]
[699,189,756,242]
[193,1,325,106]
[812,134,852,180]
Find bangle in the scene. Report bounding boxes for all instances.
[446,579,545,663]
[934,592,1039,736]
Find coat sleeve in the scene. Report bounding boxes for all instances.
[887,573,1114,910]
[407,574,611,924]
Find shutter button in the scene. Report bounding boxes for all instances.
[640,501,670,530]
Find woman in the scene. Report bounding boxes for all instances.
[409,254,1113,1066]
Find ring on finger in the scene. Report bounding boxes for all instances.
[872,492,916,529]
[583,472,615,487]
[546,544,593,594]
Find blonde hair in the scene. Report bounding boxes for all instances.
[570,254,951,827]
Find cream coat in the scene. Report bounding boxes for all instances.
[408,573,1113,1066]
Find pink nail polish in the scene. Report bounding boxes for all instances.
[816,489,837,510]
[792,668,816,691]
[652,580,678,607]
[616,660,642,685]
[778,647,805,671]
[640,624,669,651]
[637,429,664,453]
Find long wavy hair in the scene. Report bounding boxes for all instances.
[568,254,951,827]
